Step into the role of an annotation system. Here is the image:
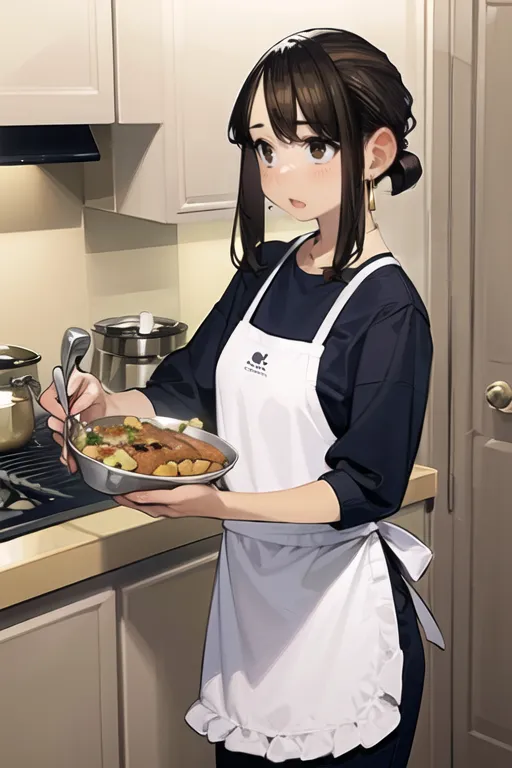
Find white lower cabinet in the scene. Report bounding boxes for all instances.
[0,590,120,768]
[0,538,219,768]
[119,550,218,768]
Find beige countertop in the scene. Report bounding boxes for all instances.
[0,464,437,611]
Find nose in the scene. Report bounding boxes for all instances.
[279,162,297,176]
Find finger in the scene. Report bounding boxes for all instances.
[40,387,67,422]
[48,416,64,435]
[68,390,98,417]
[58,452,78,473]
[124,490,180,505]
[66,455,78,473]
[67,369,89,396]
[53,435,77,472]
[39,382,56,409]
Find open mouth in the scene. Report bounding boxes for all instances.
[289,198,306,209]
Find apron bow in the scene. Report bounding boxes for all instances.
[377,521,445,650]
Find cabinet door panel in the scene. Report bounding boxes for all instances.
[0,0,114,124]
[0,590,119,768]
[121,550,218,768]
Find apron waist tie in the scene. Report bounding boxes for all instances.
[222,519,445,650]
[377,521,445,650]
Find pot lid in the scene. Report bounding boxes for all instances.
[93,314,188,339]
[0,345,41,370]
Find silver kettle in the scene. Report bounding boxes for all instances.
[90,312,188,393]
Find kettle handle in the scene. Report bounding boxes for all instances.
[11,375,41,402]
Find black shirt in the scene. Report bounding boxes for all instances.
[141,237,433,530]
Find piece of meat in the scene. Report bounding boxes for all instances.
[139,423,226,464]
[137,424,201,456]
[124,445,188,475]
[176,433,226,464]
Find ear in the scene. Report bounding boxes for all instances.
[364,128,398,180]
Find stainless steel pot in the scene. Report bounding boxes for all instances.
[0,345,42,453]
[90,313,187,393]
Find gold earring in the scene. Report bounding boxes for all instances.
[368,177,376,212]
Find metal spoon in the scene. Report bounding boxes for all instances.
[53,365,70,467]
[61,327,91,386]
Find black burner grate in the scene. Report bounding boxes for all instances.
[0,415,113,541]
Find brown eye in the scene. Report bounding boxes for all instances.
[310,141,326,159]
[306,140,336,164]
[255,140,276,167]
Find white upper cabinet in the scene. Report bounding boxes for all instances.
[84,0,424,223]
[0,0,115,125]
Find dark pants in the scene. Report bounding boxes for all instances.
[215,552,425,768]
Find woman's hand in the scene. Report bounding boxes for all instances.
[39,371,109,472]
[114,483,224,519]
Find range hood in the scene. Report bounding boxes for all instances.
[0,125,100,166]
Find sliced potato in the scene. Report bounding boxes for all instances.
[166,461,179,476]
[178,459,194,476]
[192,459,210,475]
[83,445,100,459]
[124,416,143,430]
[178,417,204,433]
[207,462,223,474]
[103,449,138,471]
[153,463,178,477]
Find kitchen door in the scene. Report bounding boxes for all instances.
[448,0,512,765]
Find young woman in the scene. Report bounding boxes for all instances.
[41,29,443,767]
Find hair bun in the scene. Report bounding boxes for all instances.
[387,150,423,196]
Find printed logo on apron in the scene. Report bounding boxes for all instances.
[185,234,444,763]
[244,351,269,377]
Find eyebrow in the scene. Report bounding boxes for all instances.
[248,120,309,130]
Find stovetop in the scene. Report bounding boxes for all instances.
[0,415,114,542]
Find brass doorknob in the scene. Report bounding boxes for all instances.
[485,381,512,410]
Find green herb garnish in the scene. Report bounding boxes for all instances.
[178,422,187,433]
[125,426,138,444]
[86,432,103,445]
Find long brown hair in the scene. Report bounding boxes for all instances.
[228,29,422,279]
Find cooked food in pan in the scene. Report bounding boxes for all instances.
[72,416,227,477]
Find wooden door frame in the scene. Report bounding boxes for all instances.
[424,0,475,764]
[440,0,488,764]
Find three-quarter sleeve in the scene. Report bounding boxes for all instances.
[137,269,243,432]
[321,303,433,530]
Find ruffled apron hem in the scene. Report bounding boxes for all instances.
[185,646,403,763]
[185,699,401,762]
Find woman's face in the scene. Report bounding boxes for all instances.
[248,79,342,222]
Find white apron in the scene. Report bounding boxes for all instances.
[185,234,444,763]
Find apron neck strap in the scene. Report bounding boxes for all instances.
[312,256,401,346]
[242,233,315,322]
